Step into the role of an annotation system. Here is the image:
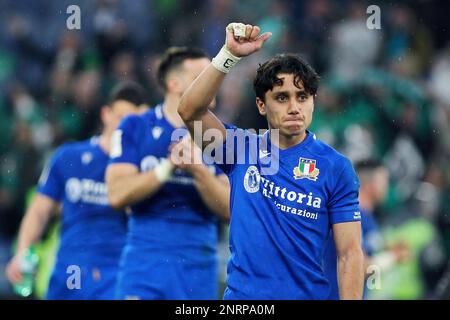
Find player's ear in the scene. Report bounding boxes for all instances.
[100,105,112,126]
[256,97,266,116]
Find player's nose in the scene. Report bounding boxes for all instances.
[287,99,301,114]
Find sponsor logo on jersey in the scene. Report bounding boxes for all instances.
[242,165,323,220]
[65,178,108,205]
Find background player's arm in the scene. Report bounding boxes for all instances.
[171,136,230,222]
[5,194,58,284]
[107,115,175,210]
[106,162,172,210]
[333,221,365,300]
[179,23,271,149]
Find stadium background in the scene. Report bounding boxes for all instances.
[0,0,449,299]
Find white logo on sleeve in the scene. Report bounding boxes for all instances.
[152,126,163,140]
[81,152,93,165]
[110,130,123,158]
[243,165,261,193]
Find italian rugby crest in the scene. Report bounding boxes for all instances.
[293,157,320,181]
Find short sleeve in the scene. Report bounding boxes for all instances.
[328,158,361,224]
[37,147,66,201]
[109,115,141,167]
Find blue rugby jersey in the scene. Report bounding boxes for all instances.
[217,127,361,299]
[109,104,221,256]
[38,137,126,263]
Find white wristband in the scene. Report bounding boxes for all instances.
[211,46,241,74]
[153,159,174,183]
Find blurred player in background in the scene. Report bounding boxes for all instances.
[323,159,410,299]
[178,23,364,299]
[106,47,230,300]
[5,81,146,299]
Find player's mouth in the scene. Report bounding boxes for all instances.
[283,116,304,125]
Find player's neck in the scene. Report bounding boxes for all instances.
[162,94,185,128]
[98,132,111,155]
[274,130,308,150]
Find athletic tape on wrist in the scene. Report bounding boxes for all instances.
[211,46,242,74]
[154,159,174,183]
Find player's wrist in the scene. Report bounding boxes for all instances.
[188,162,209,178]
[153,159,174,183]
[211,45,241,74]
[16,245,30,256]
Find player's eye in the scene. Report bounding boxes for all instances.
[276,94,288,102]
[298,94,308,102]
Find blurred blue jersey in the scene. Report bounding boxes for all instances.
[38,137,127,299]
[110,104,222,299]
[216,127,361,299]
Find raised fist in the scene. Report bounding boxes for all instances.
[225,23,272,58]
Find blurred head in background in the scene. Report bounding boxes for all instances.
[157,46,211,102]
[355,159,390,211]
[101,80,146,137]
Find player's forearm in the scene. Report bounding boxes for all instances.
[17,195,54,253]
[191,167,230,222]
[338,246,365,300]
[17,211,49,253]
[178,64,226,122]
[108,171,164,209]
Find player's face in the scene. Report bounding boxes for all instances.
[179,58,210,90]
[178,58,216,108]
[257,73,314,139]
[105,100,140,131]
[372,167,389,204]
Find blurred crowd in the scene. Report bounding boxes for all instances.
[0,0,449,299]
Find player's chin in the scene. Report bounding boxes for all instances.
[283,124,304,136]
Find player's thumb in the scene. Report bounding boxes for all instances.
[256,32,272,48]
[225,27,236,47]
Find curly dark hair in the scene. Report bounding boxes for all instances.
[157,46,208,90]
[253,54,320,101]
